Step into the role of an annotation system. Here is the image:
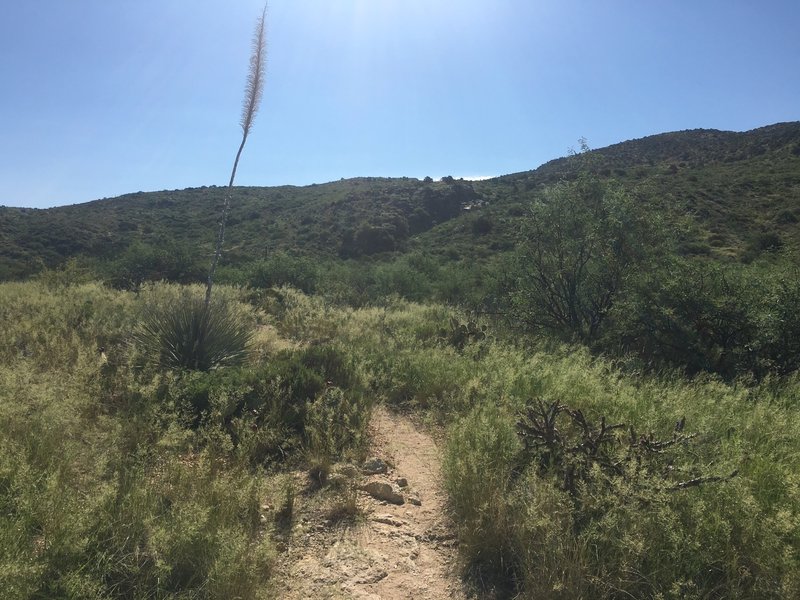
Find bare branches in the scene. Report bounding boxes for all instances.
[517,399,737,499]
[669,470,738,492]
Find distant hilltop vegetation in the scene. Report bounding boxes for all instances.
[1,121,799,286]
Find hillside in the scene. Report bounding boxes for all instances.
[2,122,799,284]
[4,123,800,598]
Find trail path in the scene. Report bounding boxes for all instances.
[274,406,470,599]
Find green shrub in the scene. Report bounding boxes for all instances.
[159,343,362,465]
[246,252,320,294]
[305,386,371,478]
[608,260,753,377]
[443,402,520,586]
[106,240,205,290]
[444,385,800,599]
[135,294,252,371]
[377,346,471,411]
[299,343,360,391]
[505,174,666,342]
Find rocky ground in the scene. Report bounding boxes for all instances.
[271,406,471,599]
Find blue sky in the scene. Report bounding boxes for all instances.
[1,0,798,208]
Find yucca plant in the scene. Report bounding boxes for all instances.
[136,295,251,371]
[134,7,266,371]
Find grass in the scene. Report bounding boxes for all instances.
[1,280,799,598]
[268,289,800,598]
[0,281,372,598]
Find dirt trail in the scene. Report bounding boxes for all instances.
[274,406,470,599]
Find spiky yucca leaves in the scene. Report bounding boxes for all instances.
[136,296,251,371]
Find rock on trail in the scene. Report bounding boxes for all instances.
[274,406,469,599]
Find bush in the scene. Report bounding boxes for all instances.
[443,403,520,585]
[607,259,800,378]
[159,342,363,466]
[470,214,494,235]
[608,260,760,378]
[445,393,798,598]
[135,295,252,372]
[246,252,320,294]
[506,174,666,342]
[305,386,371,477]
[106,240,205,290]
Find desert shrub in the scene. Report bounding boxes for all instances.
[372,260,433,301]
[505,174,666,342]
[0,281,135,372]
[608,260,760,378]
[305,386,371,477]
[158,342,362,466]
[608,259,800,378]
[84,453,272,599]
[266,286,349,342]
[298,343,360,391]
[340,221,402,256]
[760,272,800,374]
[0,353,273,599]
[375,345,472,411]
[134,294,252,371]
[443,402,520,584]
[106,239,205,290]
[245,252,320,294]
[755,230,784,252]
[470,213,494,235]
[443,368,800,599]
[774,208,798,224]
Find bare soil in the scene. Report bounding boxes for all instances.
[272,405,471,599]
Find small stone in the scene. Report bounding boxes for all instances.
[359,479,405,505]
[372,514,408,527]
[353,568,388,585]
[407,493,422,506]
[395,477,408,487]
[361,457,389,475]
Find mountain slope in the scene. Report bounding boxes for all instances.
[2,122,799,281]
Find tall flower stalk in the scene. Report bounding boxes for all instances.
[205,3,267,307]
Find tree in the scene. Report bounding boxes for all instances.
[507,173,662,342]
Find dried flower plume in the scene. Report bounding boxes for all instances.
[230,2,267,187]
[240,4,267,139]
[206,3,268,307]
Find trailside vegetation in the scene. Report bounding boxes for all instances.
[1,283,798,598]
[2,100,800,597]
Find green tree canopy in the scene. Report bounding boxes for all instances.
[507,173,666,342]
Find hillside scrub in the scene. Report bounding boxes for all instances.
[2,280,799,598]
[0,281,372,598]
[265,289,800,598]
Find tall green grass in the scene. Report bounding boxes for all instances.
[0,281,278,599]
[264,289,800,598]
[3,281,799,598]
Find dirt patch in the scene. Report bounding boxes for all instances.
[273,406,470,599]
